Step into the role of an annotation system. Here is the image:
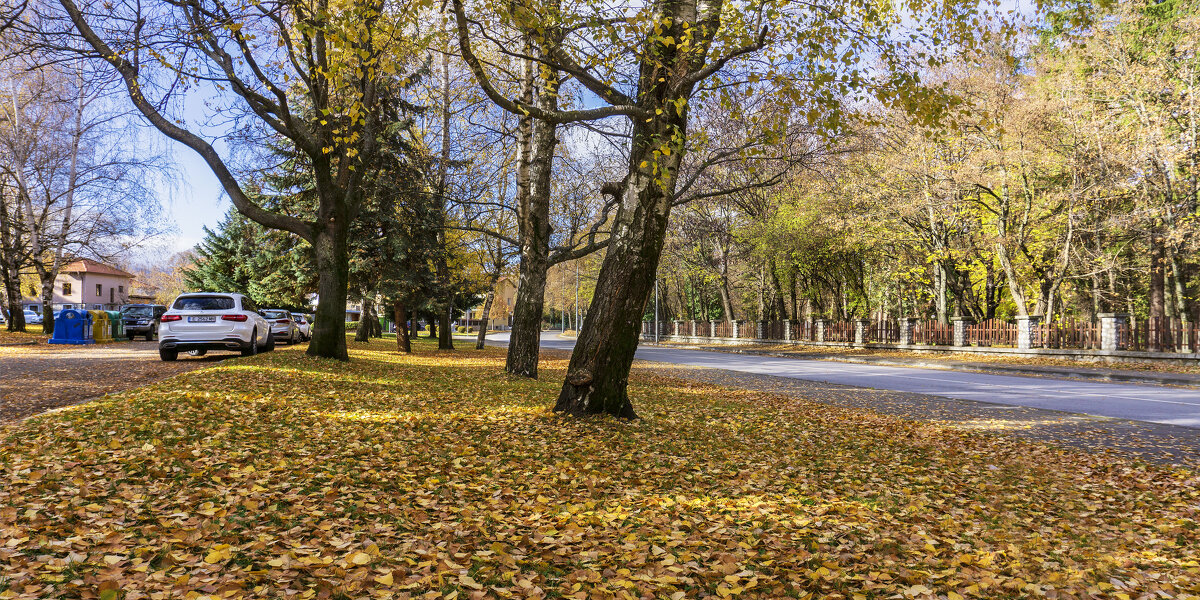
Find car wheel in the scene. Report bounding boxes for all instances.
[147,327,156,342]
[159,348,178,362]
[241,329,259,357]
[265,332,276,352]
[187,349,208,357]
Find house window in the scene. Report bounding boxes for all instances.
[95,284,102,297]
[63,282,72,296]
[119,285,124,293]
[110,288,114,303]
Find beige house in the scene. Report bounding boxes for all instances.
[465,276,517,330]
[22,259,135,312]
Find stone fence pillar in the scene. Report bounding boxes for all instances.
[854,318,870,346]
[690,320,697,337]
[731,320,743,338]
[814,318,827,343]
[1016,316,1043,350]
[951,316,974,347]
[899,317,918,346]
[672,320,683,337]
[711,320,719,338]
[1099,313,1129,351]
[784,320,796,342]
[757,320,768,339]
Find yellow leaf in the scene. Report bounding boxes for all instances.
[374,572,394,586]
[349,551,372,565]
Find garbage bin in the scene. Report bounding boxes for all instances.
[106,310,125,340]
[49,309,95,345]
[90,310,111,343]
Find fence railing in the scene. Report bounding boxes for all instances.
[966,319,1017,347]
[1121,317,1199,352]
[912,320,953,345]
[646,316,1200,353]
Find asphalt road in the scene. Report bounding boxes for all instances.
[485,332,1200,429]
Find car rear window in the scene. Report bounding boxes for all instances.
[173,296,235,311]
[262,310,289,319]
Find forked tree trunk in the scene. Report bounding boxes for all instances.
[394,301,410,353]
[308,222,350,361]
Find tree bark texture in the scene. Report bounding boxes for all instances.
[308,222,351,361]
[506,48,560,378]
[394,301,411,353]
[476,288,495,350]
[554,89,689,417]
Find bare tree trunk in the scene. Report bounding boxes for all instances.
[769,260,788,320]
[308,220,351,360]
[506,42,560,377]
[1170,253,1191,327]
[355,297,375,342]
[476,287,496,350]
[554,99,688,418]
[1149,221,1166,351]
[935,264,948,324]
[394,300,410,353]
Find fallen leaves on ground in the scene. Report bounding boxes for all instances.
[1,337,1198,599]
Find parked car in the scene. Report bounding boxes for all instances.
[261,309,300,344]
[157,293,273,361]
[23,309,43,325]
[290,313,311,341]
[120,304,167,341]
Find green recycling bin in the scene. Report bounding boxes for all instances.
[106,310,125,340]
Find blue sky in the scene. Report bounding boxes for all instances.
[163,149,227,253]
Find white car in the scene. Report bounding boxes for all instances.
[157,293,273,361]
[261,309,300,344]
[23,309,43,325]
[290,313,311,341]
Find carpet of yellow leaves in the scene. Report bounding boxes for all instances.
[1,338,1198,599]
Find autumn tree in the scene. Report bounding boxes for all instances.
[454,0,1016,417]
[49,0,424,359]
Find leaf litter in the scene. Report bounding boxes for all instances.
[1,338,1197,599]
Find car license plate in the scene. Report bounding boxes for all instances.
[188,316,216,323]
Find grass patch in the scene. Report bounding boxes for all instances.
[1,337,1197,599]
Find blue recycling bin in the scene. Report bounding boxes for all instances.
[49,309,95,345]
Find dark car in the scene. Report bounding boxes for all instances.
[120,304,168,340]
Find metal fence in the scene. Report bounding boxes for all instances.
[645,316,1200,353]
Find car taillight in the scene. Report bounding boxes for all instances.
[161,314,182,322]
[222,314,248,322]
[276,319,290,324]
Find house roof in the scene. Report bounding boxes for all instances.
[61,259,135,279]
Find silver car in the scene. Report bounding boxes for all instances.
[290,313,311,341]
[261,309,300,344]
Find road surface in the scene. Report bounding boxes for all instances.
[484,332,1200,429]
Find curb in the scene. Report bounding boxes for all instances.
[642,343,1200,388]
